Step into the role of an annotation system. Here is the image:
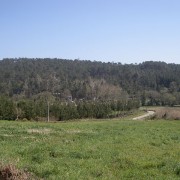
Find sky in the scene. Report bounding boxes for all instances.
[0,0,180,64]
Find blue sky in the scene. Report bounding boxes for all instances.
[0,0,180,64]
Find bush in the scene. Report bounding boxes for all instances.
[0,96,16,120]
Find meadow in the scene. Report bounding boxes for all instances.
[0,118,180,179]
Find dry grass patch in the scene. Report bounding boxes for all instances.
[0,164,32,180]
[66,129,97,134]
[66,129,81,134]
[22,136,36,139]
[1,134,14,137]
[153,107,180,120]
[27,128,52,134]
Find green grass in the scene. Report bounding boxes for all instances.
[0,119,180,179]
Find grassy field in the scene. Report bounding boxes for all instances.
[0,118,180,179]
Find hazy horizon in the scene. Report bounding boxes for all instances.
[1,57,179,65]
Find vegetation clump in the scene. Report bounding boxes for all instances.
[0,164,32,180]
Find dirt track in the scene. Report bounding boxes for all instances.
[133,111,155,120]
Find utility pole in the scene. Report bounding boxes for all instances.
[47,101,49,122]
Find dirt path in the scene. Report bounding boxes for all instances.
[133,110,155,120]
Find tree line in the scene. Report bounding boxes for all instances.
[0,95,140,121]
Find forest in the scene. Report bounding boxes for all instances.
[0,58,179,121]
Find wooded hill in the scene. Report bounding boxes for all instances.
[0,58,179,120]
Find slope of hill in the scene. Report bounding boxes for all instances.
[0,58,179,104]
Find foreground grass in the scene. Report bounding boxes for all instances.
[0,119,180,179]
